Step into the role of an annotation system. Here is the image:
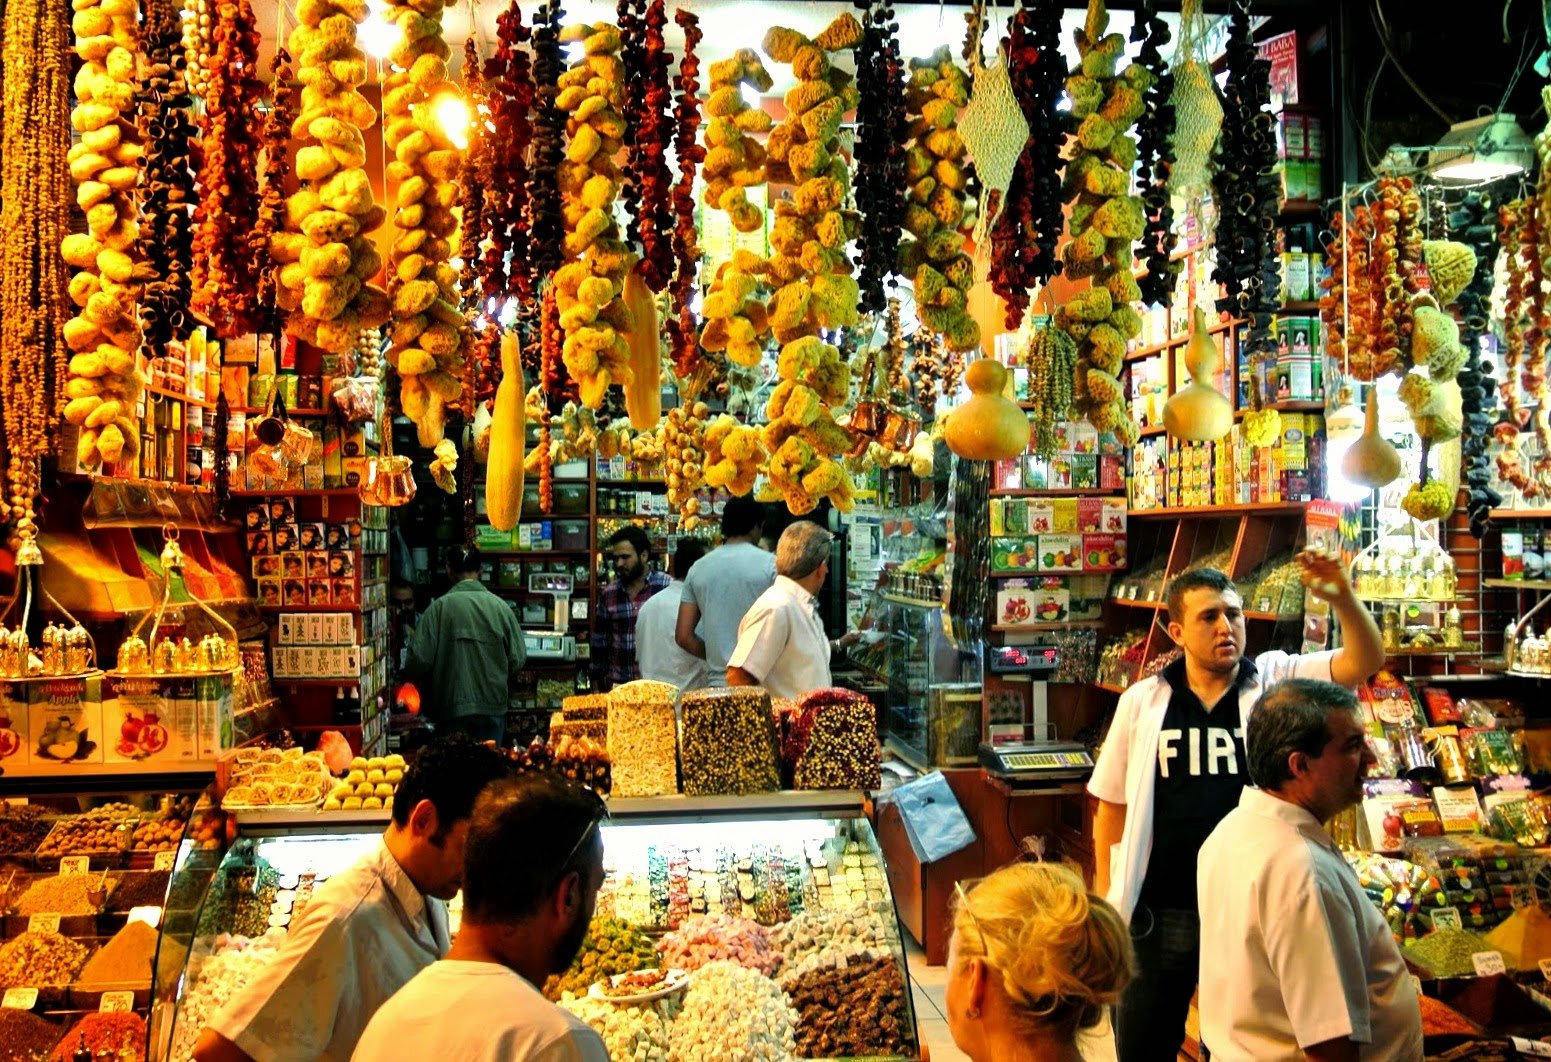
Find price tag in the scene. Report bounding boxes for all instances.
[98,991,134,1013]
[1431,906,1462,930]
[153,850,177,872]
[2,988,37,1010]
[126,906,162,929]
[1512,1038,1551,1058]
[59,856,89,875]
[26,914,60,934]
[1473,950,1508,976]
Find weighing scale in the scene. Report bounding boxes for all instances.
[523,573,577,661]
[979,642,1095,788]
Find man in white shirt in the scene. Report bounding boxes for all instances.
[726,520,845,702]
[676,496,776,686]
[1087,552,1385,1062]
[195,738,512,1062]
[353,773,610,1062]
[1198,678,1422,1061]
[635,537,710,690]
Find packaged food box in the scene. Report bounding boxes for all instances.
[990,538,1042,574]
[27,676,106,767]
[1082,533,1127,571]
[1037,535,1082,572]
[0,681,29,767]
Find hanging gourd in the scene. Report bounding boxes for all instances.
[943,359,1030,460]
[1163,307,1232,442]
[1341,389,1402,489]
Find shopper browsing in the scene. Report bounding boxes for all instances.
[194,737,512,1062]
[352,773,610,1062]
[726,521,845,702]
[1087,550,1385,1062]
[634,537,710,690]
[1197,678,1422,1060]
[591,525,671,692]
[675,496,776,685]
[944,862,1133,1062]
[402,546,526,745]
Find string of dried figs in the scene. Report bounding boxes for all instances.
[191,0,264,338]
[484,0,534,300]
[614,0,647,246]
[179,0,214,96]
[136,0,198,358]
[1,0,71,531]
[272,4,390,363]
[851,0,907,315]
[380,0,466,446]
[527,0,568,284]
[665,8,705,379]
[254,47,296,324]
[552,20,637,411]
[1130,0,1177,307]
[1499,200,1537,427]
[630,0,676,292]
[61,0,147,472]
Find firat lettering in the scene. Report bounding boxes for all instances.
[1158,727,1243,778]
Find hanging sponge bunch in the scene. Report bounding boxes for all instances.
[701,48,773,234]
[703,414,766,497]
[61,0,147,469]
[760,336,855,514]
[379,0,466,446]
[899,46,980,353]
[762,17,864,346]
[700,250,771,370]
[1056,0,1149,445]
[272,3,391,361]
[551,21,639,411]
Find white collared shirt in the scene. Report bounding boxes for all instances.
[634,580,709,691]
[1087,649,1338,920]
[209,839,449,1062]
[726,575,831,702]
[1197,788,1422,1060]
[353,960,608,1062]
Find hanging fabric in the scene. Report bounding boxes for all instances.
[958,0,1029,279]
[1166,0,1223,206]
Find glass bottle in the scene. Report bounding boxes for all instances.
[1382,608,1402,651]
[1439,554,1457,599]
[1354,554,1375,597]
[1382,555,1404,599]
[1443,605,1463,648]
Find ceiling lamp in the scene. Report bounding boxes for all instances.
[1430,113,1533,182]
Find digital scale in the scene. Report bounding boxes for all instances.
[978,741,1094,786]
[986,644,1060,675]
[523,573,577,660]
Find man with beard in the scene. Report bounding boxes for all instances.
[1088,552,1385,1062]
[195,738,512,1062]
[352,773,610,1061]
[590,526,670,692]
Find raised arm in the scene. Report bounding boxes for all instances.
[1298,547,1385,687]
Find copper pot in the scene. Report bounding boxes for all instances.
[876,408,922,451]
[360,454,417,507]
[847,400,882,437]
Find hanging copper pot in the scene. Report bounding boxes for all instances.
[848,400,882,437]
[876,407,922,452]
[360,454,417,507]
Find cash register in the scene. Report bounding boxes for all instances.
[522,572,577,661]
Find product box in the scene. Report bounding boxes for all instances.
[28,676,105,766]
[1082,533,1127,571]
[305,553,328,580]
[991,538,1042,574]
[1050,498,1079,533]
[329,552,355,578]
[1503,530,1525,579]
[271,523,298,552]
[1037,534,1082,572]
[252,555,280,579]
[103,677,182,764]
[1022,455,1049,490]
[1077,498,1105,533]
[296,522,325,551]
[308,581,331,606]
[1004,499,1030,534]
[1070,454,1099,490]
[1433,785,1485,833]
[1025,500,1053,534]
[995,586,1071,627]
[1101,498,1127,533]
[333,580,358,607]
[246,532,271,556]
[1100,455,1126,491]
[278,552,303,579]
[0,681,29,767]
[256,577,281,607]
[283,579,308,606]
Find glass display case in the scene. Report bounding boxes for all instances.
[150,794,921,1061]
[880,596,981,769]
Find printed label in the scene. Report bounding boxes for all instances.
[1431,907,1462,930]
[1472,950,1507,976]
[154,850,177,871]
[2,988,37,1010]
[26,914,60,934]
[99,991,134,1013]
[59,856,89,875]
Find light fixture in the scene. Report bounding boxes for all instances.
[1429,113,1532,182]
[360,0,397,60]
[432,89,471,150]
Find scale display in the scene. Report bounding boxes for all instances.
[978,741,1093,786]
[987,645,1059,675]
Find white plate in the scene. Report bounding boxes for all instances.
[588,968,689,1005]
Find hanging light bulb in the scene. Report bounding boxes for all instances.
[432,89,472,151]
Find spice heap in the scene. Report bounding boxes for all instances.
[0,808,52,855]
[37,806,130,857]
[80,919,186,989]
[14,873,116,916]
[657,914,781,976]
[46,1012,146,1061]
[606,679,678,797]
[669,960,797,1062]
[0,1009,62,1061]
[1405,927,1495,979]
[61,0,147,473]
[105,870,172,912]
[784,950,911,1059]
[543,916,659,1001]
[680,687,780,796]
[0,930,91,987]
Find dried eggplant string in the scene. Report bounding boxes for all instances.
[1131,0,1177,307]
[851,0,907,316]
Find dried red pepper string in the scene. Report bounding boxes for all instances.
[527,0,568,285]
[667,7,705,379]
[254,47,295,329]
[485,0,535,300]
[633,0,677,291]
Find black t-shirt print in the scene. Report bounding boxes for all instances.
[1138,657,1254,911]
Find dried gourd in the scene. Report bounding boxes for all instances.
[485,331,526,531]
[943,359,1030,460]
[1342,389,1402,489]
[1162,308,1232,442]
[620,267,662,430]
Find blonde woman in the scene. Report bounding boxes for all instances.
[943,863,1133,1062]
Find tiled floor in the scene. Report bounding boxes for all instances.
[904,936,1118,1062]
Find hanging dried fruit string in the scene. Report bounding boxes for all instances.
[1457,188,1503,533]
[851,0,907,316]
[527,0,568,289]
[987,0,1051,329]
[630,0,676,292]
[459,38,501,406]
[190,0,264,338]
[1210,0,1279,358]
[483,0,534,302]
[253,46,295,331]
[60,0,147,473]
[615,0,647,245]
[138,0,198,358]
[665,8,704,379]
[1130,0,1176,307]
[0,0,70,532]
[1026,324,1076,460]
[537,287,561,510]
[1499,199,1538,427]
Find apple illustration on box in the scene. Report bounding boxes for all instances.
[35,715,96,761]
[115,709,170,759]
[0,710,17,759]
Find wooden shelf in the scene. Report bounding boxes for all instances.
[230,405,333,417]
[1386,642,1481,657]
[1108,598,1290,622]
[480,548,593,557]
[1277,301,1321,314]
[1127,502,1307,519]
[992,620,1105,632]
[1124,318,1237,363]
[144,382,214,409]
[1484,578,1551,591]
[1139,425,1166,438]
[1279,199,1325,218]
[989,488,1121,498]
[1490,509,1551,520]
[229,488,365,497]
[597,479,666,488]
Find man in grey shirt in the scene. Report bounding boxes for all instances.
[675,496,776,687]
